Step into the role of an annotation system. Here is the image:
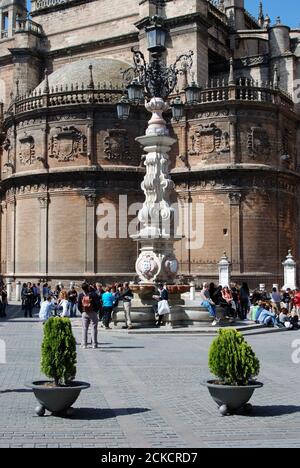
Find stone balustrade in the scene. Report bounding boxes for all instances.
[6,79,294,117]
[15,17,44,37]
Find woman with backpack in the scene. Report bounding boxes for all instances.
[78,283,99,349]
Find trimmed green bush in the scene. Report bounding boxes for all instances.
[208,329,260,386]
[41,317,77,386]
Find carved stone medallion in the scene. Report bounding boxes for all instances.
[19,132,36,165]
[189,123,229,158]
[247,126,270,160]
[48,126,87,162]
[104,129,130,161]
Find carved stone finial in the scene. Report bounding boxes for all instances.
[228,57,235,85]
[87,64,95,90]
[43,69,49,94]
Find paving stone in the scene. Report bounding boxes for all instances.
[0,306,300,447]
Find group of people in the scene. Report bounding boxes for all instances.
[200,281,300,329]
[38,282,136,349]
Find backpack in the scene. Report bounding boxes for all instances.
[82,294,93,313]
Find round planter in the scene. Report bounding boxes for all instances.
[203,380,263,415]
[25,380,90,415]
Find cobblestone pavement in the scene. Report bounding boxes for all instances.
[0,306,300,448]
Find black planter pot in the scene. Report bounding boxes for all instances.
[203,380,263,416]
[26,381,90,416]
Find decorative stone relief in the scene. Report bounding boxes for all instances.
[189,124,230,158]
[247,126,270,160]
[18,132,36,165]
[164,255,179,278]
[136,253,160,282]
[104,129,130,161]
[228,192,242,205]
[48,126,87,162]
[48,114,86,122]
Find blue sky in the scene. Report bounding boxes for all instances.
[246,0,300,28]
[26,1,300,29]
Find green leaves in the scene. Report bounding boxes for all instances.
[208,329,260,386]
[41,317,77,386]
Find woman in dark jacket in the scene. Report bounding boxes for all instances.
[239,282,250,320]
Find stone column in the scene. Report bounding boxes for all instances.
[15,280,21,301]
[6,279,13,301]
[84,193,96,274]
[7,195,16,276]
[133,97,179,284]
[190,281,196,301]
[229,116,237,164]
[86,112,94,165]
[38,195,49,277]
[228,192,242,274]
[218,252,231,287]
[0,202,7,275]
[282,250,297,290]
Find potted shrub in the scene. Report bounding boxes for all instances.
[203,329,263,416]
[26,317,90,417]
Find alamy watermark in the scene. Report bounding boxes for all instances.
[96,196,205,250]
[291,339,300,365]
[293,79,300,104]
[0,339,6,364]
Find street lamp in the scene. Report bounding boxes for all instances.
[116,96,131,120]
[171,95,184,122]
[185,80,201,105]
[126,78,144,104]
[146,15,167,53]
[116,14,195,284]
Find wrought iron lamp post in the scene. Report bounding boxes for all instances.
[117,15,197,284]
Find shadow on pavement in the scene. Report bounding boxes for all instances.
[65,407,151,420]
[241,405,300,417]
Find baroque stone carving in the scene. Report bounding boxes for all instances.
[189,124,230,158]
[136,253,160,282]
[48,126,87,161]
[19,132,36,165]
[247,126,270,160]
[104,129,130,161]
[228,192,242,205]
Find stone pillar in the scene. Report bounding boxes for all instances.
[87,112,94,165]
[228,192,241,274]
[190,281,196,301]
[6,279,13,301]
[229,116,237,163]
[84,193,96,274]
[133,97,179,284]
[7,195,16,276]
[38,195,49,277]
[0,11,3,39]
[15,280,21,301]
[282,250,297,290]
[218,252,231,287]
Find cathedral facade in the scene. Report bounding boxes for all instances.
[0,0,299,288]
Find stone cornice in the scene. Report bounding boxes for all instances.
[135,12,212,32]
[31,0,98,17]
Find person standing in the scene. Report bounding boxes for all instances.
[239,282,250,320]
[120,282,133,329]
[153,284,170,328]
[101,287,115,329]
[67,285,78,317]
[95,283,105,321]
[78,283,99,349]
[23,282,35,318]
[57,291,71,317]
[271,287,281,312]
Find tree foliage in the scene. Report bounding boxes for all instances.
[41,317,77,386]
[208,329,260,386]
